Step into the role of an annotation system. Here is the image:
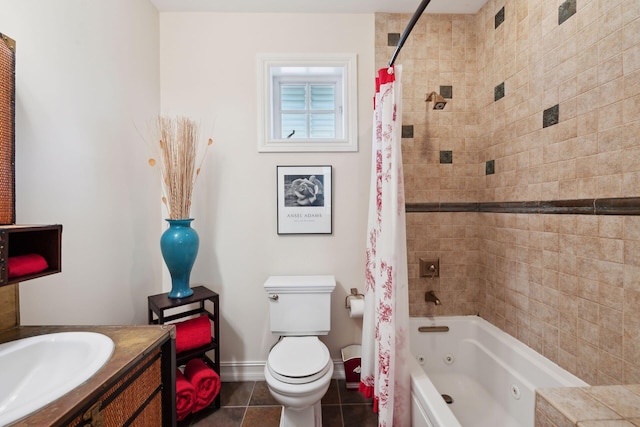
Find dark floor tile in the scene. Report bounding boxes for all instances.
[342,404,378,427]
[191,380,377,427]
[248,381,280,406]
[321,379,340,404]
[337,380,373,404]
[221,382,255,407]
[321,404,343,427]
[241,406,281,427]
[189,407,246,427]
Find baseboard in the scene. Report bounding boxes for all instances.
[220,359,346,382]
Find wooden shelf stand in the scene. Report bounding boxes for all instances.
[147,285,220,410]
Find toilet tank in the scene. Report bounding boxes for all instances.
[264,275,336,336]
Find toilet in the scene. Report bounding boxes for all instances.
[263,275,336,427]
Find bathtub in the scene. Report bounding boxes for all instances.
[409,316,587,427]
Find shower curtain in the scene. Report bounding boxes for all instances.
[359,65,411,427]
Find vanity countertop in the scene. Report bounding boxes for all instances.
[0,324,174,426]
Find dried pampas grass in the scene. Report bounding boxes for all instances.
[149,116,212,219]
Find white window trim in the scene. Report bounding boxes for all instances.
[257,53,358,152]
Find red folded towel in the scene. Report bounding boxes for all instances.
[174,315,212,354]
[7,253,48,278]
[175,369,196,421]
[184,358,221,413]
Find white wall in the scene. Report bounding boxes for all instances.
[0,0,162,324]
[159,13,374,373]
[0,2,374,376]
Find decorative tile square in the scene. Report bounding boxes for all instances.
[388,33,400,47]
[440,85,453,99]
[486,160,495,175]
[495,82,505,101]
[559,0,577,25]
[402,125,414,138]
[440,151,453,164]
[495,7,505,29]
[543,104,560,128]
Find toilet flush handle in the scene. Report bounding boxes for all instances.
[268,294,279,301]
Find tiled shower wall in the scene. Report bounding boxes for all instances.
[377,0,640,385]
[375,12,485,318]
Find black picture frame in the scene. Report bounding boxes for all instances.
[276,165,332,235]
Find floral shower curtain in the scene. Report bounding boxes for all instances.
[359,65,411,427]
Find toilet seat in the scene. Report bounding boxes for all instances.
[267,337,331,384]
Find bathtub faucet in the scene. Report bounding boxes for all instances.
[425,290,441,305]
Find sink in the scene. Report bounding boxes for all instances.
[0,332,114,425]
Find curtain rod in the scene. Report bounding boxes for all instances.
[388,0,432,67]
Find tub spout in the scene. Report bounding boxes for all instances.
[425,290,441,305]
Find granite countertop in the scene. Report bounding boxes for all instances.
[0,324,174,426]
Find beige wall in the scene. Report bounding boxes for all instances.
[1,0,162,325]
[1,3,376,380]
[160,12,375,378]
[378,0,640,385]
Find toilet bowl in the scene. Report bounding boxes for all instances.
[264,337,333,426]
[263,275,336,427]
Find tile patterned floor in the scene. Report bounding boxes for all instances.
[178,379,378,427]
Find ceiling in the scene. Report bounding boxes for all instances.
[150,0,489,15]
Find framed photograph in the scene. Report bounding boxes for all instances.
[277,165,332,235]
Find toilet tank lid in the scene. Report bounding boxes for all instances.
[264,275,336,293]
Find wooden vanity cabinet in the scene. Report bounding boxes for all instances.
[4,326,177,427]
[67,341,175,427]
[61,333,176,427]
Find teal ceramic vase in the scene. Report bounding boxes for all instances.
[160,218,199,299]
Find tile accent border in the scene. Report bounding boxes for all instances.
[406,197,640,215]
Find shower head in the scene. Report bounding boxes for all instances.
[425,91,447,110]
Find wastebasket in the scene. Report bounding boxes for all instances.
[341,344,361,390]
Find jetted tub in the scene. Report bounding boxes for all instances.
[409,316,587,427]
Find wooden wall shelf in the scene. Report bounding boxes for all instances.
[0,224,62,286]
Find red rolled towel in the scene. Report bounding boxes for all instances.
[175,369,196,421]
[7,253,48,278]
[184,358,221,413]
[174,315,212,354]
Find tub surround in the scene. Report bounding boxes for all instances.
[535,385,640,426]
[377,0,640,387]
[0,325,175,426]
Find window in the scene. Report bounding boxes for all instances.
[257,53,358,152]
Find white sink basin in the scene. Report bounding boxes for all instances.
[0,332,114,425]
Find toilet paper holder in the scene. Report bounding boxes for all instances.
[345,288,364,309]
